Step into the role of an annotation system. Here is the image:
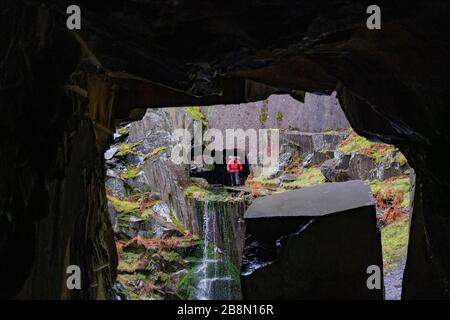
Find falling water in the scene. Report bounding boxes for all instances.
[194,201,240,300]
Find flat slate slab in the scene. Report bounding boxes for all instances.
[245,180,373,219]
[240,180,383,300]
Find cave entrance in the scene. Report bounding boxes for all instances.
[190,148,250,186]
[104,96,414,300]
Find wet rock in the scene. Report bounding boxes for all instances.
[241,180,383,299]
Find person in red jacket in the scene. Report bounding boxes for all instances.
[226,156,243,186]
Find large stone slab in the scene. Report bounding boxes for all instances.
[240,180,383,299]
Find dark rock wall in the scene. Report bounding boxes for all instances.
[241,207,383,300]
[1,0,450,299]
[0,2,117,299]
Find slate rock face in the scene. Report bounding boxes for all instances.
[241,181,383,299]
[280,131,348,155]
[348,154,377,181]
[320,158,351,182]
[201,93,349,132]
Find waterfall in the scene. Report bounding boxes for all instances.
[194,200,241,300]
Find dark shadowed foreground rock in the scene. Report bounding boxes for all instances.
[241,180,383,299]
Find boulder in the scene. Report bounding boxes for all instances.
[348,153,377,180]
[320,158,350,182]
[105,176,128,198]
[241,180,383,300]
[280,131,348,155]
[302,151,334,168]
[268,152,292,179]
[379,162,405,180]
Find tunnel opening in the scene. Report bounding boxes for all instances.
[190,148,250,186]
[6,1,449,301]
[104,93,413,300]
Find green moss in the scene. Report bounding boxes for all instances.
[337,129,395,164]
[283,167,326,189]
[338,131,373,155]
[157,271,172,286]
[120,166,140,180]
[116,142,141,157]
[381,218,409,273]
[370,176,411,208]
[177,265,201,299]
[184,183,228,201]
[275,111,283,127]
[118,127,129,135]
[245,176,280,189]
[395,152,408,167]
[169,212,187,233]
[259,99,269,126]
[107,195,140,225]
[143,146,167,161]
[160,251,181,263]
[184,185,208,198]
[184,106,208,127]
[140,207,153,220]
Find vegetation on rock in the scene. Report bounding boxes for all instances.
[143,146,167,161]
[259,99,269,126]
[184,106,208,127]
[120,166,140,180]
[275,111,283,127]
[283,167,326,189]
[337,128,400,164]
[381,217,409,273]
[118,127,129,135]
[116,142,141,157]
[370,176,410,224]
[245,176,280,189]
[184,183,228,201]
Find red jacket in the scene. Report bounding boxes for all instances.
[227,159,243,173]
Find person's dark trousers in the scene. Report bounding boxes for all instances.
[230,172,241,186]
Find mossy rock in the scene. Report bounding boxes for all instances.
[120,166,140,180]
[337,129,397,164]
[184,183,228,201]
[283,167,326,189]
[184,106,208,127]
[143,146,167,161]
[116,142,141,157]
[245,176,280,189]
[118,127,129,135]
